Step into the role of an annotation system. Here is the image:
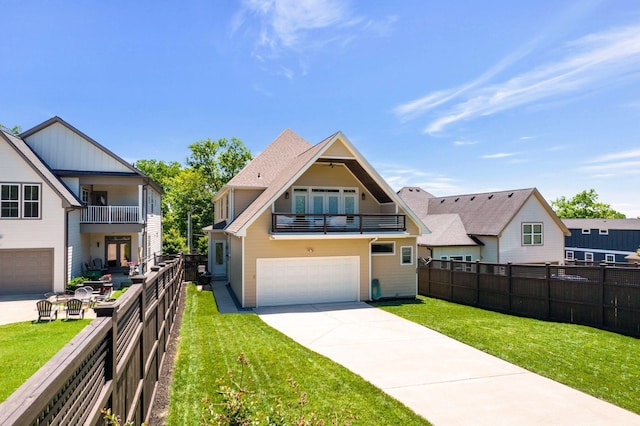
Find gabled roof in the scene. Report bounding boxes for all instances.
[222,130,427,237]
[420,214,480,246]
[20,116,163,194]
[399,186,570,238]
[0,129,82,208]
[562,218,640,231]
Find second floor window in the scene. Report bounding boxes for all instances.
[1,183,41,219]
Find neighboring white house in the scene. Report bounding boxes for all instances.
[398,187,570,265]
[0,117,163,295]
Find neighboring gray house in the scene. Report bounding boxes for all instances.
[0,117,163,296]
[398,187,570,264]
[562,218,640,264]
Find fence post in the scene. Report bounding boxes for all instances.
[599,262,606,328]
[475,260,480,305]
[449,260,454,299]
[545,262,551,319]
[507,262,513,311]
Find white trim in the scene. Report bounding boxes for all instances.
[371,241,395,256]
[599,229,609,235]
[270,232,412,240]
[241,235,245,307]
[605,253,615,262]
[585,252,594,262]
[565,250,574,260]
[582,228,591,234]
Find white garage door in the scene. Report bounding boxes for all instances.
[0,249,54,295]
[256,256,359,307]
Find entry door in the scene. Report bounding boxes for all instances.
[106,236,131,270]
[213,240,226,278]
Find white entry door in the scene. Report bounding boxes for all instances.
[213,240,226,278]
[256,256,359,307]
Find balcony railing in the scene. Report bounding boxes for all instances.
[80,205,140,224]
[272,213,406,234]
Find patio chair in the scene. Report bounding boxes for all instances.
[92,258,108,274]
[36,299,58,322]
[65,298,85,320]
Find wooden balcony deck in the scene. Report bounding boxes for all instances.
[272,213,406,234]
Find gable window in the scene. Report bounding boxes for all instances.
[599,229,608,235]
[522,223,543,245]
[582,228,591,234]
[605,254,615,263]
[400,246,413,265]
[565,251,574,261]
[1,183,41,219]
[371,242,394,255]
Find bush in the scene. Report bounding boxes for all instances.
[67,276,89,291]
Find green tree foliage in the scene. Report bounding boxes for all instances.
[551,189,626,219]
[135,138,252,254]
[0,124,22,135]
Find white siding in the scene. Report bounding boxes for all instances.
[67,209,83,280]
[499,196,565,264]
[477,236,499,263]
[432,246,482,261]
[24,122,131,173]
[0,140,68,292]
[146,210,162,267]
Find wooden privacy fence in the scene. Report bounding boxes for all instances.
[0,254,184,426]
[419,259,640,337]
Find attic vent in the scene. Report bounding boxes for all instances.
[440,199,445,203]
[488,195,494,199]
[409,188,413,192]
[454,198,459,202]
[508,192,514,198]
[470,196,475,201]
[416,188,421,192]
[258,173,261,179]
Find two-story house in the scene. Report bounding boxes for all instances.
[0,117,163,296]
[204,129,427,308]
[398,187,570,264]
[563,218,640,264]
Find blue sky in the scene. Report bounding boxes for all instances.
[2,0,639,217]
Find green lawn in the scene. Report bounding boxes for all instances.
[373,296,640,414]
[167,284,429,425]
[0,319,91,402]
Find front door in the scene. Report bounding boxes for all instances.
[213,240,226,278]
[106,236,131,271]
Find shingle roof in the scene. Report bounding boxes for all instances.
[221,130,427,237]
[0,129,82,208]
[399,186,569,238]
[419,214,480,246]
[562,218,640,231]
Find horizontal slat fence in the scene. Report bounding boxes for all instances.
[418,259,640,337]
[0,254,184,426]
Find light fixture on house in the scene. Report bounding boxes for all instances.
[285,191,289,199]
[97,242,100,248]
[307,247,314,253]
[361,192,366,200]
[329,162,334,168]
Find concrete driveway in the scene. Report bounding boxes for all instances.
[256,302,640,426]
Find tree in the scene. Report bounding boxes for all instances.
[0,124,22,135]
[134,138,252,254]
[551,189,626,219]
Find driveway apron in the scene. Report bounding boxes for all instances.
[256,302,640,426]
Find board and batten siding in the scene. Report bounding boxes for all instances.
[24,122,131,173]
[499,196,565,264]
[370,237,418,298]
[0,139,68,292]
[241,209,371,307]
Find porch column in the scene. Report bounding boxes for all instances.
[138,185,144,224]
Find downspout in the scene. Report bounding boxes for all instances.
[368,237,378,300]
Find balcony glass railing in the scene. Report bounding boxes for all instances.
[272,213,406,234]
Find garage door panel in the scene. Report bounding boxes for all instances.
[257,256,359,307]
[0,249,53,295]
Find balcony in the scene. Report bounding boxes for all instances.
[80,205,140,224]
[272,213,406,234]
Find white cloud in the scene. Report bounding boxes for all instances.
[482,152,517,159]
[453,140,478,146]
[394,23,640,134]
[235,0,394,69]
[586,148,640,163]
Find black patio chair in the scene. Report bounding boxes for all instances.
[36,299,58,322]
[65,298,85,320]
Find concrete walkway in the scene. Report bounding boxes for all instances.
[0,294,96,325]
[255,302,640,426]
